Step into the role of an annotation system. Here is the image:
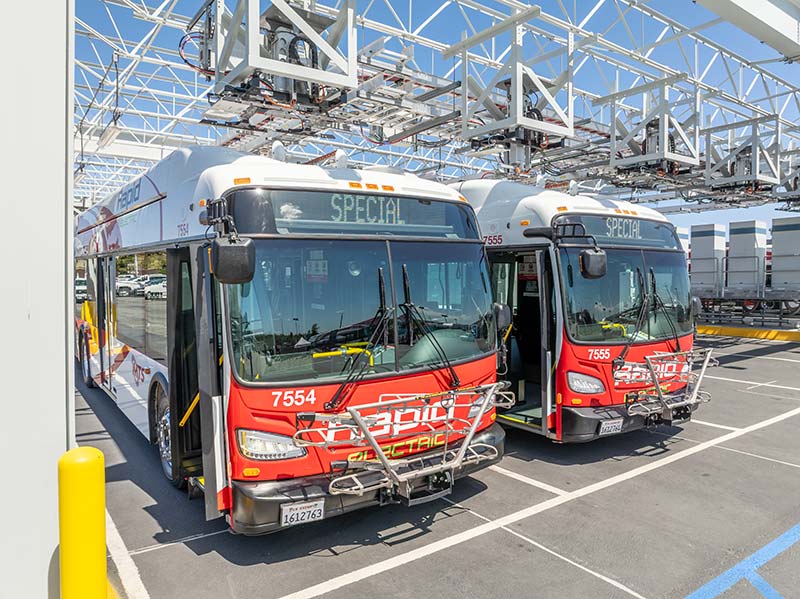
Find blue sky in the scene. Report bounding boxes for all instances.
[77,0,800,231]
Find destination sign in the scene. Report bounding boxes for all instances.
[605,217,641,240]
[227,188,480,239]
[556,214,680,249]
[330,194,406,225]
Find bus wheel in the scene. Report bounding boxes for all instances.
[154,383,184,489]
[80,333,97,388]
[784,300,800,316]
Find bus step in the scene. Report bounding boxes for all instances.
[187,476,205,500]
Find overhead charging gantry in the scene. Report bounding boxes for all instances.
[74,0,800,214]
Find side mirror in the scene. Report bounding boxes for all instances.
[522,227,553,239]
[493,303,511,331]
[579,248,607,279]
[212,237,255,284]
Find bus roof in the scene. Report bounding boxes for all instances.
[452,179,667,245]
[75,146,463,257]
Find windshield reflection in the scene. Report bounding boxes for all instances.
[227,239,495,383]
[559,248,692,344]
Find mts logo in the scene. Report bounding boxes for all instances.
[130,354,150,386]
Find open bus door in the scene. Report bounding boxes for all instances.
[101,256,120,394]
[94,256,111,391]
[185,243,228,521]
[489,246,558,438]
[161,247,207,497]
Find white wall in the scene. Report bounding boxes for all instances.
[0,1,73,597]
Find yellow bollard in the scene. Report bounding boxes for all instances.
[58,446,107,599]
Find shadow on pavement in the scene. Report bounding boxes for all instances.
[75,364,490,566]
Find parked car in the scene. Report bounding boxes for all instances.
[144,280,167,300]
[116,278,142,297]
[135,274,165,296]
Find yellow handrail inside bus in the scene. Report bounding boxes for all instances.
[502,323,513,343]
[600,321,627,336]
[312,347,374,367]
[179,392,200,427]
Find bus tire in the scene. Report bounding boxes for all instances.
[79,332,97,388]
[153,382,185,489]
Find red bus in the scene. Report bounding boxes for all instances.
[456,179,714,442]
[74,147,512,534]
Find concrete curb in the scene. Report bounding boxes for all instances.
[697,324,800,342]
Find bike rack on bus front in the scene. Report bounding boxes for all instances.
[292,382,514,505]
[614,348,717,422]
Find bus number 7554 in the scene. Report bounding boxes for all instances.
[272,389,318,408]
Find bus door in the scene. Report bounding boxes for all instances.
[538,248,558,438]
[489,246,555,435]
[94,256,110,390]
[189,243,228,520]
[165,248,204,490]
[101,256,120,394]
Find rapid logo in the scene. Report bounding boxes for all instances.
[323,402,457,444]
[614,361,688,385]
[114,178,142,212]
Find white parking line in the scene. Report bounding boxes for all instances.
[443,498,648,599]
[705,375,800,392]
[714,445,800,470]
[107,509,151,599]
[747,380,777,390]
[690,419,740,432]
[708,351,800,364]
[741,388,800,401]
[276,405,800,599]
[489,464,569,496]
[128,529,229,556]
[649,430,800,470]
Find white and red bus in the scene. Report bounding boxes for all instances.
[74,146,512,534]
[455,180,713,442]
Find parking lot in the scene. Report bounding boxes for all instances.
[75,335,800,599]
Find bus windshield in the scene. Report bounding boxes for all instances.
[559,247,692,344]
[227,239,495,383]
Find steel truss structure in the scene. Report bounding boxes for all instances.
[75,0,800,213]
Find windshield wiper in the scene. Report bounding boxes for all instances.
[325,268,394,410]
[613,267,649,371]
[401,264,461,388]
[649,268,681,353]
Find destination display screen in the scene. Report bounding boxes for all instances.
[228,188,479,239]
[555,214,681,249]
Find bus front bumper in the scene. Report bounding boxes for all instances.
[230,422,505,535]
[560,403,697,443]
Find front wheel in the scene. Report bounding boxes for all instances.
[154,383,185,488]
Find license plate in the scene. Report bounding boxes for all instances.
[280,499,325,527]
[598,418,624,436]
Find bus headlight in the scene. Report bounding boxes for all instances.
[236,430,307,461]
[567,372,606,395]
